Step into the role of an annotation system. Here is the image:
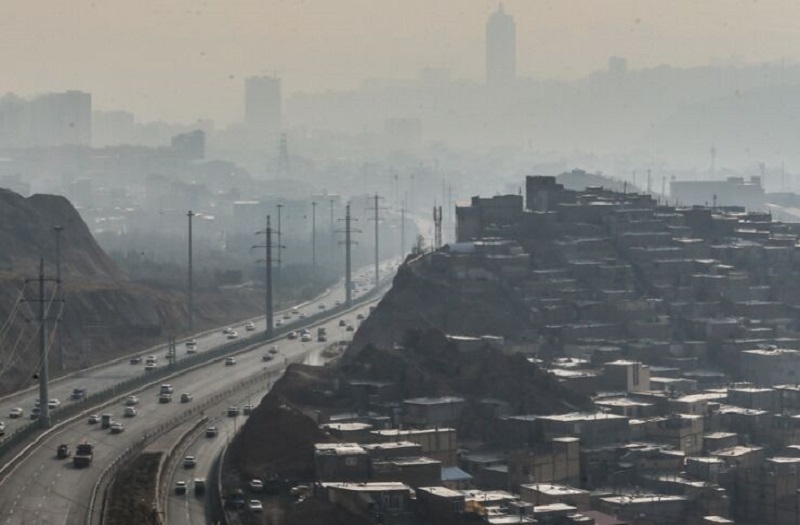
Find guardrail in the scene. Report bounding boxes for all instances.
[0,277,391,525]
[154,417,209,524]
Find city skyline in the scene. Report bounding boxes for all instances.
[5,1,800,124]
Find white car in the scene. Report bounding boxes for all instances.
[245,322,255,331]
[227,331,239,340]
[110,422,125,434]
[123,407,137,417]
[185,339,197,347]
[248,500,263,512]
[249,479,264,492]
[301,334,312,342]
[48,399,61,410]
[225,357,237,366]
[125,395,139,406]
[9,407,23,419]
[222,327,235,334]
[88,414,100,424]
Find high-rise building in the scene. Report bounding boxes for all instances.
[486,4,516,86]
[244,76,282,148]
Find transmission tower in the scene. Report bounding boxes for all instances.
[23,259,61,429]
[338,204,360,306]
[253,215,284,339]
[366,194,386,288]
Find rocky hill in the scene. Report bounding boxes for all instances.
[0,189,267,393]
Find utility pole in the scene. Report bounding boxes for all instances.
[54,225,64,371]
[36,259,50,428]
[367,194,385,288]
[433,205,443,250]
[187,210,195,330]
[276,203,283,298]
[311,201,317,284]
[400,206,406,259]
[254,215,282,339]
[329,198,336,269]
[339,204,359,306]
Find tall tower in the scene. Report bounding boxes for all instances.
[486,4,516,86]
[244,76,282,148]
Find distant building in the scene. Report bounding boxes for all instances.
[670,176,765,210]
[171,129,205,160]
[486,4,516,86]
[244,75,281,147]
[28,91,91,146]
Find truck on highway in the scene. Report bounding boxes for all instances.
[194,478,206,495]
[73,443,94,468]
[101,414,113,429]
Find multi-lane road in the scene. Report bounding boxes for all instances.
[161,314,360,525]
[0,260,397,525]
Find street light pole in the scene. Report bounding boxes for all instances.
[187,210,194,330]
[54,225,64,371]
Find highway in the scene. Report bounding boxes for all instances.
[0,262,395,525]
[0,260,396,439]
[161,328,352,525]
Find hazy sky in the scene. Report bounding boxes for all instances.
[4,0,800,124]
